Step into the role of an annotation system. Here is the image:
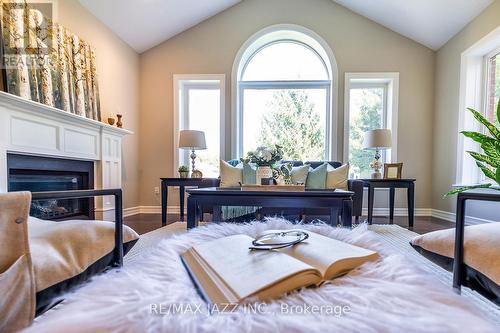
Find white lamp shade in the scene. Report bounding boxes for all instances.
[363,129,392,150]
[178,130,207,150]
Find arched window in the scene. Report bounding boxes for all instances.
[232,25,337,160]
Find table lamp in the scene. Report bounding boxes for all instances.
[178,130,206,178]
[363,129,392,179]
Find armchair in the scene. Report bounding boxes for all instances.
[0,189,138,332]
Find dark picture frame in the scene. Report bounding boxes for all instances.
[383,163,403,179]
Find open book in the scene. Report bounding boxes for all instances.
[181,230,379,304]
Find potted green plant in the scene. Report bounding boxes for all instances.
[178,165,189,179]
[446,100,500,196]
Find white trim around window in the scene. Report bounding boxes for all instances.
[231,24,339,160]
[456,26,500,185]
[172,74,225,176]
[343,72,399,164]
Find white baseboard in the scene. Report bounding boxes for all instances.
[124,205,180,217]
[122,206,497,225]
[123,206,140,217]
[431,209,497,225]
[361,208,432,217]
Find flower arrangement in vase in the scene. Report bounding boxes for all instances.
[242,145,284,185]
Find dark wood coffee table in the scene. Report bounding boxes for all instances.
[186,187,354,229]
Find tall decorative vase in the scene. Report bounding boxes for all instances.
[116,114,123,128]
[256,166,273,185]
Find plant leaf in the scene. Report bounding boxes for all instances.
[467,107,500,140]
[497,99,500,127]
[467,151,500,168]
[444,183,493,197]
[461,131,496,145]
[481,139,500,160]
[476,161,496,181]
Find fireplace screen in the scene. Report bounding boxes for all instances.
[9,173,90,219]
[7,154,94,220]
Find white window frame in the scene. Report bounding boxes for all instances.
[343,72,399,165]
[457,26,500,185]
[173,74,225,176]
[231,24,339,160]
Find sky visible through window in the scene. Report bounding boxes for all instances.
[242,42,328,81]
[187,89,220,177]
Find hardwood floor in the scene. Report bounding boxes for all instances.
[124,213,454,235]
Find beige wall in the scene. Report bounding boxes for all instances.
[56,0,141,209]
[432,1,500,220]
[139,0,435,209]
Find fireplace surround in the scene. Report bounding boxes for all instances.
[0,91,132,221]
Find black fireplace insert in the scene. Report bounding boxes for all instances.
[7,154,95,220]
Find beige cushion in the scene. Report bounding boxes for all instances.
[411,223,500,285]
[326,164,348,190]
[28,217,139,292]
[220,160,242,187]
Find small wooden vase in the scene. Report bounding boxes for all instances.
[116,114,123,128]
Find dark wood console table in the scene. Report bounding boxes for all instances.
[453,189,500,292]
[160,178,219,226]
[186,187,354,230]
[361,179,416,228]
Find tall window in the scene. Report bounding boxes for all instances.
[234,27,335,160]
[457,36,500,185]
[174,75,225,177]
[345,73,399,179]
[485,49,500,128]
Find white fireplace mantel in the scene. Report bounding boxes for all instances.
[0,91,133,220]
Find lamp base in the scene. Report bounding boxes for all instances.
[369,149,383,179]
[191,169,203,178]
[189,150,203,178]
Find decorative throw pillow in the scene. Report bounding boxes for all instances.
[242,162,257,184]
[410,222,500,288]
[306,163,328,189]
[290,165,309,185]
[220,160,243,187]
[326,164,349,190]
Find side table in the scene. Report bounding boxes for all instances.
[361,179,416,228]
[160,178,219,226]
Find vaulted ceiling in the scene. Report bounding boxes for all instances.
[79,0,494,53]
[79,0,241,53]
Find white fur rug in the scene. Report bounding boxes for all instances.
[26,219,498,333]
